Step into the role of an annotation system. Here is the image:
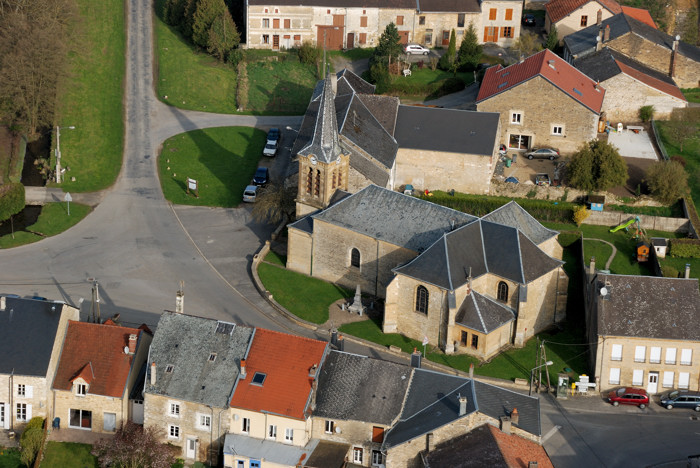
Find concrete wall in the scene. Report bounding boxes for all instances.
[549,3,615,39]
[584,211,690,233]
[600,73,687,122]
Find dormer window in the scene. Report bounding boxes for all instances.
[252,372,267,386]
[165,365,174,373]
[76,383,87,396]
[208,353,217,362]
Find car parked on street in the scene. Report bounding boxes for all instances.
[660,390,700,411]
[253,167,269,186]
[266,128,280,144]
[263,141,278,157]
[522,14,536,26]
[243,185,258,203]
[526,148,560,160]
[404,44,429,55]
[608,387,649,408]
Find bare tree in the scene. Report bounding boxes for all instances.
[92,421,177,468]
[252,183,297,225]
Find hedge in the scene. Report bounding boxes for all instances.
[0,182,25,222]
[669,238,700,258]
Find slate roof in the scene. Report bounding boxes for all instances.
[313,350,411,425]
[0,297,68,377]
[594,274,700,341]
[303,440,350,468]
[620,5,656,28]
[229,328,328,420]
[473,380,541,436]
[299,75,344,164]
[455,292,515,334]
[476,49,605,114]
[310,185,476,253]
[546,0,621,24]
[53,321,144,398]
[224,434,321,466]
[383,370,475,448]
[574,49,686,100]
[394,106,499,156]
[394,219,563,290]
[419,0,480,13]
[482,201,558,245]
[424,424,554,468]
[337,69,376,96]
[144,312,254,408]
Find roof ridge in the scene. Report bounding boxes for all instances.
[516,228,525,284]
[355,95,399,144]
[70,320,142,334]
[479,220,489,272]
[472,293,488,333]
[444,235,454,291]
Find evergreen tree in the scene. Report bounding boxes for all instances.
[545,23,558,51]
[372,22,403,67]
[192,0,226,48]
[438,29,457,71]
[457,23,482,71]
[567,140,628,191]
[207,8,240,61]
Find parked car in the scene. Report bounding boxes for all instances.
[253,167,269,186]
[263,141,278,157]
[526,148,560,160]
[660,390,700,411]
[505,176,519,184]
[243,185,258,203]
[404,44,429,55]
[522,14,536,26]
[608,387,649,408]
[266,128,280,144]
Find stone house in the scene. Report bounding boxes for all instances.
[585,271,700,394]
[51,321,152,433]
[476,49,605,154]
[545,0,621,41]
[574,49,687,122]
[224,328,330,467]
[144,312,254,465]
[563,13,700,89]
[244,0,521,50]
[0,296,79,433]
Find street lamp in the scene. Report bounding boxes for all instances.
[529,361,553,396]
[55,125,75,183]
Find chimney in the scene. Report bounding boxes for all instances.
[411,348,422,368]
[529,463,539,468]
[330,73,337,95]
[511,408,519,425]
[150,362,156,385]
[309,364,318,378]
[671,35,680,78]
[0,296,5,311]
[685,263,691,279]
[603,24,610,42]
[469,363,474,379]
[128,334,137,354]
[596,31,603,51]
[426,433,435,452]
[459,396,468,416]
[590,256,596,276]
[337,334,345,351]
[500,416,512,434]
[596,9,602,25]
[175,281,184,314]
[240,359,247,378]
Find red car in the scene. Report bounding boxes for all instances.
[608,387,649,408]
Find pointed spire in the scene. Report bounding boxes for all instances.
[299,74,343,163]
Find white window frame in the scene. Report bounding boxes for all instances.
[76,383,87,396]
[372,450,384,466]
[634,346,646,363]
[649,347,661,364]
[242,417,250,434]
[16,384,25,397]
[325,420,334,434]
[609,368,620,385]
[16,403,28,422]
[510,111,522,125]
[268,424,277,439]
[262,18,270,28]
[353,447,364,464]
[284,428,294,443]
[551,124,564,136]
[168,424,180,440]
[197,413,211,431]
[679,372,690,389]
[663,371,674,388]
[681,348,693,366]
[169,402,180,417]
[610,344,622,361]
[666,348,677,364]
[632,369,644,386]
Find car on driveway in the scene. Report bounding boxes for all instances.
[404,44,429,55]
[243,185,258,203]
[526,148,560,160]
[253,167,269,186]
[608,387,649,408]
[263,141,278,157]
[266,128,280,144]
[522,14,536,26]
[660,390,700,411]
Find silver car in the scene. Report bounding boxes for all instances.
[404,44,429,55]
[525,148,560,160]
[243,185,258,203]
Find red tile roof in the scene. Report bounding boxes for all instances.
[620,6,656,28]
[546,0,622,24]
[53,321,143,398]
[614,57,686,101]
[477,49,605,114]
[229,328,328,420]
[488,425,555,468]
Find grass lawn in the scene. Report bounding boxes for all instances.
[583,239,613,269]
[158,127,266,207]
[263,250,286,266]
[246,60,317,115]
[658,256,700,279]
[257,263,351,324]
[54,0,125,193]
[388,68,474,100]
[0,203,91,248]
[655,120,700,205]
[0,448,23,468]
[40,442,97,468]
[682,88,700,104]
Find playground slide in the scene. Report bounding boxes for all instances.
[610,219,636,233]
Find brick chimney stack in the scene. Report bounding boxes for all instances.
[596,9,602,25]
[150,362,156,385]
[596,30,603,51]
[240,359,247,378]
[671,35,680,78]
[128,334,137,354]
[604,24,610,42]
[511,408,519,425]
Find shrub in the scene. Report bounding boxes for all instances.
[0,182,25,223]
[20,417,44,467]
[297,41,321,66]
[236,61,249,110]
[662,266,680,278]
[671,155,686,168]
[572,205,590,226]
[669,238,700,258]
[639,105,655,122]
[645,160,689,204]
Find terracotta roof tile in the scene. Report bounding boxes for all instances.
[229,329,328,420]
[546,0,622,24]
[489,425,554,468]
[620,6,656,28]
[53,321,143,398]
[477,49,605,114]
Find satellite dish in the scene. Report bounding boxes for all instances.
[600,287,608,296]
[335,426,342,434]
[123,346,130,354]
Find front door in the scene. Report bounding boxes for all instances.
[272,35,280,49]
[399,31,409,44]
[508,134,531,150]
[186,438,197,459]
[647,372,659,394]
[347,33,354,49]
[103,412,116,432]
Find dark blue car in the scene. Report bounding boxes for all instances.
[660,390,700,411]
[253,167,269,186]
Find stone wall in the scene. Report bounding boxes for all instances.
[584,211,690,233]
[53,389,127,433]
[286,227,313,275]
[413,12,480,48]
[384,275,447,345]
[246,5,314,49]
[310,416,387,466]
[600,71,687,122]
[452,321,514,360]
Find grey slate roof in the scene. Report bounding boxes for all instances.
[0,297,66,376]
[595,274,700,341]
[455,292,515,333]
[224,434,321,466]
[144,312,253,408]
[423,424,509,467]
[314,350,411,425]
[574,48,682,89]
[299,75,344,164]
[481,201,558,245]
[473,380,541,436]
[337,69,376,96]
[311,185,476,252]
[651,237,667,247]
[383,370,475,449]
[394,106,500,156]
[394,219,563,290]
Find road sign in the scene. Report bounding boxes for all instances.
[64,192,72,216]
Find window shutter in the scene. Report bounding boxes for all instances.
[634,346,645,362]
[650,347,661,363]
[666,348,677,364]
[505,9,513,21]
[3,404,9,429]
[26,386,33,399]
[611,344,622,360]
[681,349,692,365]
[632,369,643,386]
[26,404,32,420]
[679,372,690,389]
[609,368,620,384]
[483,28,488,42]
[663,371,674,387]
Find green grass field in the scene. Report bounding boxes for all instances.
[40,442,97,468]
[158,127,266,207]
[53,0,125,193]
[583,239,613,270]
[0,448,23,468]
[263,250,287,266]
[682,88,700,104]
[0,203,91,248]
[245,60,317,115]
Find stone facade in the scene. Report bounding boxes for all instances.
[477,75,600,154]
[310,416,388,467]
[413,12,481,48]
[599,72,687,122]
[546,3,615,41]
[296,152,350,215]
[479,0,523,46]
